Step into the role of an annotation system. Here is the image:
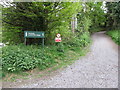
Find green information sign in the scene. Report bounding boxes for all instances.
[24,31,45,47]
[24,31,45,38]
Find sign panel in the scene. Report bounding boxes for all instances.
[24,31,45,47]
[55,33,62,42]
[55,37,61,42]
[24,31,45,38]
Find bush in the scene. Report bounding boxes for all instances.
[106,30,120,45]
[66,32,91,48]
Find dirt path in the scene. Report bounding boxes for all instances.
[2,31,118,88]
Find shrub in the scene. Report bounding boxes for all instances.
[66,32,91,48]
[106,30,120,45]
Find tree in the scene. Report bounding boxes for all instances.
[77,2,106,33]
[2,2,82,45]
[106,2,120,30]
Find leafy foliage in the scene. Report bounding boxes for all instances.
[106,30,120,45]
[77,2,106,33]
[66,32,91,48]
[2,2,82,45]
[2,45,54,72]
[106,2,120,29]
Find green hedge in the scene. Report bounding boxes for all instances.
[106,30,120,45]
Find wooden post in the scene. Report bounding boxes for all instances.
[42,38,44,47]
[24,38,26,45]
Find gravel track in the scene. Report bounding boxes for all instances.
[2,31,118,88]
